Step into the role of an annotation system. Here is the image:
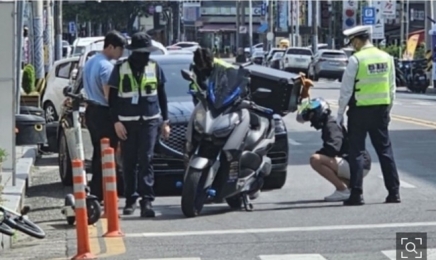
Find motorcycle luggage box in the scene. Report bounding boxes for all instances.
[243,64,302,116]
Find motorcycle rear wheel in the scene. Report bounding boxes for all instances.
[181,169,208,218]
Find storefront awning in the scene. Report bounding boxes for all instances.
[198,24,260,33]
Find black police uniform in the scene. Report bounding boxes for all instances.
[107,36,168,217]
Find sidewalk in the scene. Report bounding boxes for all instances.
[426,87,436,95]
[0,155,77,259]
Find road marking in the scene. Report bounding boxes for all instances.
[288,138,302,145]
[377,175,416,188]
[382,248,436,260]
[139,258,201,260]
[99,218,126,257]
[259,254,327,260]
[125,221,436,238]
[89,223,101,255]
[328,103,436,129]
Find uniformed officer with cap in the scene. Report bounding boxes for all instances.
[107,32,170,217]
[337,25,401,206]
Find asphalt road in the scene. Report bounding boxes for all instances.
[2,80,436,260]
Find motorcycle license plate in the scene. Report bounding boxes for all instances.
[419,76,425,80]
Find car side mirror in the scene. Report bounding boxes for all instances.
[181,69,194,81]
[252,88,271,99]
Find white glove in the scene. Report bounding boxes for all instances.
[336,114,344,127]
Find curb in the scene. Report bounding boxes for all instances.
[426,88,436,95]
[0,146,37,251]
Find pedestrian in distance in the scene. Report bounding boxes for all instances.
[83,30,127,203]
[296,98,372,202]
[337,25,400,206]
[107,32,171,218]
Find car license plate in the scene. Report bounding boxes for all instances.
[296,58,305,62]
[79,106,86,113]
[329,61,339,65]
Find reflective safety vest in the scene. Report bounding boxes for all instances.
[354,47,392,107]
[189,58,233,92]
[117,61,161,121]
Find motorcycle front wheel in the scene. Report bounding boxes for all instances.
[181,169,209,218]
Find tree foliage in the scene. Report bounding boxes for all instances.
[22,64,35,94]
[63,1,170,33]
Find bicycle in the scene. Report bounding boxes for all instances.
[0,205,46,239]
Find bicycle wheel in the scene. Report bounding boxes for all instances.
[3,216,46,239]
[0,221,15,236]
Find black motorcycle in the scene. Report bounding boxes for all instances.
[396,59,429,93]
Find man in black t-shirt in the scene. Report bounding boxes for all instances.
[297,98,371,202]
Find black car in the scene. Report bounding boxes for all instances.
[56,54,289,193]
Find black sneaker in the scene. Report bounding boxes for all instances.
[140,200,155,218]
[123,199,137,215]
[343,190,365,206]
[385,192,401,203]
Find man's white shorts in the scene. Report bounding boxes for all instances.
[335,157,369,179]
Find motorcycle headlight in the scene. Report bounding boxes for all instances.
[274,119,287,134]
[194,108,206,133]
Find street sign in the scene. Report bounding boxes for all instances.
[342,0,357,30]
[266,32,274,41]
[362,7,376,25]
[68,21,76,34]
[239,26,247,34]
[372,1,385,40]
[261,2,266,16]
[381,0,395,16]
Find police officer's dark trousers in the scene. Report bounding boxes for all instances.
[85,104,119,201]
[347,105,400,193]
[121,118,159,204]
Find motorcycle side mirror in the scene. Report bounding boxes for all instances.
[252,88,271,98]
[181,69,194,81]
[63,86,71,96]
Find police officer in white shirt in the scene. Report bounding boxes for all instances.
[337,25,401,206]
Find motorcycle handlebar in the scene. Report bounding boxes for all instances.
[64,92,84,101]
[239,100,274,115]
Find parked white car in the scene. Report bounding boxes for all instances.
[244,43,263,56]
[42,56,80,122]
[167,41,199,52]
[280,47,313,74]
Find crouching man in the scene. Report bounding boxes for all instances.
[297,98,372,201]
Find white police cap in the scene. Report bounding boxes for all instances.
[343,25,372,39]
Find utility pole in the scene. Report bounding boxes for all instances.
[44,0,53,73]
[248,0,253,49]
[16,0,25,113]
[327,0,333,49]
[236,1,240,48]
[295,0,300,46]
[54,0,62,61]
[405,0,410,59]
[311,0,318,53]
[268,0,274,50]
[33,0,45,83]
[289,0,294,46]
[241,0,246,47]
[425,1,432,51]
[399,0,404,57]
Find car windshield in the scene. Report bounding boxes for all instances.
[253,52,264,57]
[322,52,347,59]
[273,52,284,59]
[286,48,312,56]
[159,61,192,100]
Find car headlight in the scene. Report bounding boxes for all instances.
[194,107,206,133]
[213,125,235,138]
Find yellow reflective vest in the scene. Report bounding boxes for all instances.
[354,47,392,106]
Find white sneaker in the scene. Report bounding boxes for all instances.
[324,189,350,202]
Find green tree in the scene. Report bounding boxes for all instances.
[63,1,171,34]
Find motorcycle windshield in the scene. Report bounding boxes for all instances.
[207,66,247,110]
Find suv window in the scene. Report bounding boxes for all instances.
[286,48,312,56]
[177,43,195,48]
[56,62,72,79]
[321,52,347,59]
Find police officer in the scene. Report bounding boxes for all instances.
[189,47,233,105]
[337,25,400,206]
[107,32,170,217]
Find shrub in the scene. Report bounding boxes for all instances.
[22,64,35,94]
